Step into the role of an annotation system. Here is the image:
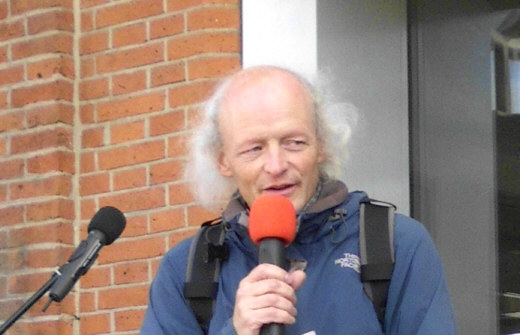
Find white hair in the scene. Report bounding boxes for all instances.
[184,66,358,210]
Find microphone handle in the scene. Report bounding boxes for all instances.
[258,238,287,269]
[258,238,287,335]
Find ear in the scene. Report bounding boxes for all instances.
[217,151,234,177]
[317,145,326,163]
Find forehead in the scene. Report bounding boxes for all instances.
[218,69,314,126]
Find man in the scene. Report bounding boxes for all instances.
[140,66,458,334]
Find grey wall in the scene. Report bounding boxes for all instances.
[317,0,410,214]
[409,1,509,334]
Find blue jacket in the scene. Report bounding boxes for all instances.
[141,181,458,334]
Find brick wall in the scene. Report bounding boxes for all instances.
[0,0,241,334]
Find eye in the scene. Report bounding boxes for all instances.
[239,145,262,156]
[284,139,307,151]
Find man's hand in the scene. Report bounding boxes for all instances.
[232,263,306,335]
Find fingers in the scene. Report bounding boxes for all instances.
[232,264,306,335]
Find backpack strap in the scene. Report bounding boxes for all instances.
[184,218,228,333]
[359,198,396,326]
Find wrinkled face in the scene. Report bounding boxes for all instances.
[217,70,325,212]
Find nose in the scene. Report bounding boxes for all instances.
[263,145,288,176]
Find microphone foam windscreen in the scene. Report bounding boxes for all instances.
[88,206,127,245]
[249,194,296,245]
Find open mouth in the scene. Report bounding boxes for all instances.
[264,184,295,193]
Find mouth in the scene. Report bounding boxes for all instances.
[263,184,296,195]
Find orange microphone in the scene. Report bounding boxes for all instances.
[249,194,297,335]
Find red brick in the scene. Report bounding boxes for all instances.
[98,140,165,170]
[150,160,184,184]
[10,175,72,200]
[150,110,185,136]
[81,198,96,220]
[113,22,147,47]
[0,46,7,63]
[0,90,7,108]
[81,152,95,173]
[81,10,94,31]
[26,103,74,127]
[113,167,147,191]
[80,77,109,100]
[188,205,221,226]
[0,111,24,132]
[97,42,164,73]
[168,182,194,205]
[27,9,74,34]
[169,80,215,108]
[80,30,109,55]
[0,159,24,179]
[97,0,163,28]
[99,187,165,213]
[27,151,74,174]
[1,249,24,271]
[0,185,6,202]
[9,221,74,248]
[120,214,148,237]
[80,173,110,196]
[151,62,185,88]
[81,0,110,9]
[10,319,73,335]
[26,198,74,221]
[110,120,145,144]
[81,57,95,78]
[12,33,73,60]
[11,0,72,14]
[99,236,165,264]
[112,70,147,96]
[150,14,184,39]
[0,276,6,298]
[97,92,165,122]
[168,228,197,248]
[82,127,104,148]
[81,266,111,288]
[25,246,74,268]
[0,65,24,87]
[188,7,240,30]
[167,32,239,60]
[168,133,190,157]
[79,313,110,335]
[11,127,73,154]
[80,103,95,123]
[12,80,73,108]
[0,1,7,20]
[115,309,146,331]
[98,284,149,309]
[167,0,238,12]
[0,206,24,226]
[188,56,240,80]
[0,20,25,43]
[28,56,74,79]
[29,294,75,317]
[150,208,185,233]
[114,261,148,284]
[79,291,96,313]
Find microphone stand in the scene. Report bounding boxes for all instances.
[0,272,59,334]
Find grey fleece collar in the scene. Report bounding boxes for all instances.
[222,179,349,227]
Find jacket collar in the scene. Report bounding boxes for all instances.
[222,179,349,228]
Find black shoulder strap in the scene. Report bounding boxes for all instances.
[359,198,396,326]
[184,218,228,333]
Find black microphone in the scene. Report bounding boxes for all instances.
[48,206,126,303]
[249,195,297,335]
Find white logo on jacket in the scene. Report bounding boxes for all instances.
[334,253,361,273]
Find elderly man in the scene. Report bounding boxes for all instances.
[140,66,458,334]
